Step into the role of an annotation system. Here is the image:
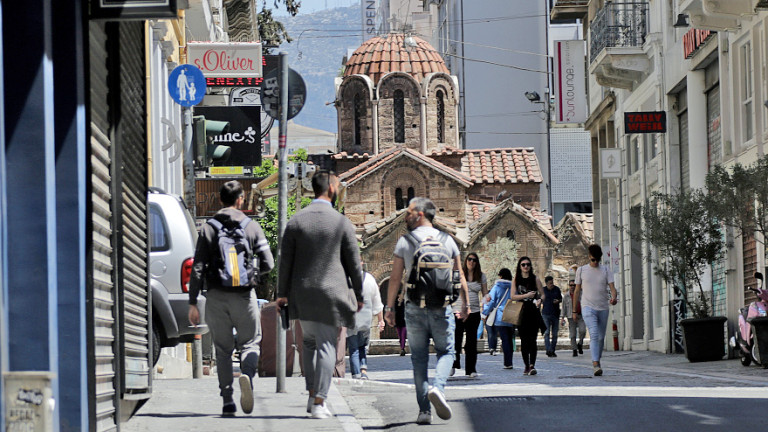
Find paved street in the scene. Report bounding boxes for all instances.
[124,349,768,432]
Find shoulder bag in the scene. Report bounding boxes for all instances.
[485,285,510,326]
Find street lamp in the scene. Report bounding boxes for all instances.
[524,90,552,217]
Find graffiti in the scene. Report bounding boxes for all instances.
[670,299,685,353]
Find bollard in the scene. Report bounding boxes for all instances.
[612,319,619,351]
[192,334,203,378]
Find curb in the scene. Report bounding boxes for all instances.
[328,380,364,432]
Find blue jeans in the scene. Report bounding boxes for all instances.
[405,302,455,413]
[485,323,498,351]
[497,326,515,367]
[346,328,370,376]
[543,314,559,352]
[582,306,609,363]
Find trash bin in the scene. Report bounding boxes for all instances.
[748,316,768,368]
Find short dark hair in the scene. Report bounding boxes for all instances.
[311,170,337,197]
[409,197,436,222]
[498,268,512,280]
[544,275,553,283]
[588,244,603,262]
[220,180,243,206]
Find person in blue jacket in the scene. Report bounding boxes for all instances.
[482,268,516,369]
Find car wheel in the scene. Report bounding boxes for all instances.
[152,321,161,366]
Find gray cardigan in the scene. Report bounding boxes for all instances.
[277,201,363,328]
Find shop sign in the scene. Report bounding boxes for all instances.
[90,0,177,19]
[683,29,715,59]
[554,40,587,124]
[194,106,262,167]
[188,42,262,78]
[624,111,666,134]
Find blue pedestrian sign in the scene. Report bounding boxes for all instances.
[168,64,206,107]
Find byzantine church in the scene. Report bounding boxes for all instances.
[317,33,566,289]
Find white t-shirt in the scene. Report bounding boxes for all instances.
[575,264,614,311]
[393,226,460,271]
[353,272,384,332]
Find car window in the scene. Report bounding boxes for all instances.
[176,196,199,242]
[149,203,170,252]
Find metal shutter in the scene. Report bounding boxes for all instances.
[707,85,721,169]
[88,20,118,432]
[678,111,689,191]
[115,21,150,397]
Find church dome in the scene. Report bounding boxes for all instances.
[344,33,450,85]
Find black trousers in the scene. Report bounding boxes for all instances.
[453,311,481,374]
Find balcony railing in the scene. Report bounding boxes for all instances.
[589,2,649,64]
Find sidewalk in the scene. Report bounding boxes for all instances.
[123,376,362,432]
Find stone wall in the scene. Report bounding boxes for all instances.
[378,74,421,152]
[338,78,374,155]
[468,183,541,209]
[425,76,458,152]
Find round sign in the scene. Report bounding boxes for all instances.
[229,87,275,139]
[260,68,306,120]
[168,65,206,107]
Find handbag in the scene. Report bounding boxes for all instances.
[501,299,524,326]
[485,285,510,326]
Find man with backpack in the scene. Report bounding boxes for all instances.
[384,197,469,425]
[188,180,274,417]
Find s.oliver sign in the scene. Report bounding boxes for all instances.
[187,42,262,78]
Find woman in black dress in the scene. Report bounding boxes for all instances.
[508,256,546,375]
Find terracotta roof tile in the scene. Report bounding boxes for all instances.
[460,148,542,185]
[343,33,450,85]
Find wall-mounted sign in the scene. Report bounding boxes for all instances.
[362,0,378,40]
[187,42,262,78]
[600,148,622,179]
[624,111,667,134]
[683,29,715,59]
[230,87,274,139]
[204,55,278,87]
[194,106,262,167]
[90,0,177,19]
[554,40,587,124]
[260,68,306,120]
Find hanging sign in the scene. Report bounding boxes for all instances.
[187,42,262,78]
[624,111,667,134]
[90,0,177,19]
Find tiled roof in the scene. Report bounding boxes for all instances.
[554,212,594,245]
[467,200,496,222]
[461,148,542,184]
[338,146,473,187]
[344,33,450,85]
[468,198,558,246]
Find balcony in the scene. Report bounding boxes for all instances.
[551,0,588,21]
[589,2,650,90]
[679,0,763,31]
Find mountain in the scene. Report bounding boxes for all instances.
[274,4,362,133]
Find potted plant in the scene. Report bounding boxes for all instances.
[625,189,727,362]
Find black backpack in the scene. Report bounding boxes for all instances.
[207,218,257,288]
[404,232,458,307]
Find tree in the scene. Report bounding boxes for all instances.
[478,237,520,284]
[258,0,301,49]
[624,189,725,318]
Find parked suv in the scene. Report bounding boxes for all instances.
[148,188,208,365]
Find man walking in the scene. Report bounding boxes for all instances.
[561,278,586,357]
[347,258,385,379]
[542,275,562,357]
[188,180,274,417]
[276,170,364,419]
[384,197,469,425]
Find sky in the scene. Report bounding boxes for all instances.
[273,0,358,15]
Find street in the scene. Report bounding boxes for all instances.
[125,349,768,432]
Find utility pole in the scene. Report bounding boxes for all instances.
[276,52,289,393]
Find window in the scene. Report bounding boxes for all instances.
[436,90,445,143]
[645,134,659,162]
[394,89,405,143]
[407,187,415,203]
[149,204,169,252]
[630,136,641,173]
[506,230,515,241]
[354,94,365,146]
[395,188,405,210]
[741,42,754,142]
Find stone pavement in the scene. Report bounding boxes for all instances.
[124,349,768,432]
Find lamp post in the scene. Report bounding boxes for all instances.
[524,91,552,217]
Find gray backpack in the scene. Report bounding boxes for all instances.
[207,218,256,288]
[405,232,457,307]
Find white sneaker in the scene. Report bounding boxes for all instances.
[306,396,314,413]
[311,402,333,419]
[469,372,478,378]
[239,375,253,414]
[416,411,432,425]
[427,387,452,420]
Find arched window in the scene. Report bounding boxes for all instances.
[436,90,445,143]
[407,187,415,204]
[394,90,405,143]
[395,188,405,210]
[354,94,365,146]
[506,230,515,241]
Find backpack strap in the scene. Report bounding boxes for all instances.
[207,218,223,230]
[239,218,251,230]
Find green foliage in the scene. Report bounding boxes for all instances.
[706,155,768,246]
[258,1,301,49]
[478,237,520,284]
[289,147,308,162]
[624,189,724,318]
[252,158,277,178]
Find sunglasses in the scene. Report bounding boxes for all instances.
[466,257,478,262]
[569,284,576,287]
[520,262,531,268]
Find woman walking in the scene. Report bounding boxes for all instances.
[452,253,487,377]
[482,268,516,369]
[509,257,546,376]
[573,244,618,376]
